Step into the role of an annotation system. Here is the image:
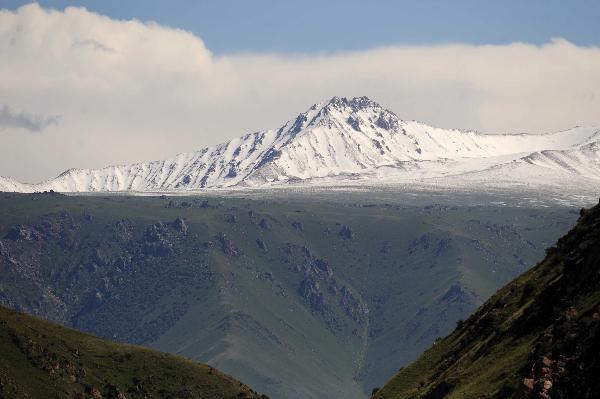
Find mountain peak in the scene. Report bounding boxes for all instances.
[284,96,390,137]
[1,98,599,194]
[323,96,382,112]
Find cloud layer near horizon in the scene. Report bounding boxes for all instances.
[1,3,599,182]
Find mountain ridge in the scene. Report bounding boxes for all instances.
[2,96,599,193]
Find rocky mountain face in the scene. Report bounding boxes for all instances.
[1,97,599,193]
[0,192,580,399]
[374,199,600,399]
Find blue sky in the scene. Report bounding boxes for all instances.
[2,0,600,54]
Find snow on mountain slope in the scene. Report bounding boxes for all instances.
[2,96,600,193]
[519,140,600,179]
[0,176,32,193]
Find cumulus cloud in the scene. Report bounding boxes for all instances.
[0,104,60,132]
[0,3,599,182]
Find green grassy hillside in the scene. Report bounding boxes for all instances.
[0,192,579,398]
[374,199,600,399]
[0,305,263,399]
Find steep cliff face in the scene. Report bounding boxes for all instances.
[375,199,600,399]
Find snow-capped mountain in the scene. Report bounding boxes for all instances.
[1,96,599,193]
[0,176,30,192]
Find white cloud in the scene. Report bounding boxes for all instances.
[1,3,599,182]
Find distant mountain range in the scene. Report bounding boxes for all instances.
[1,96,599,193]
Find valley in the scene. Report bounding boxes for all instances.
[0,190,583,398]
[374,199,600,398]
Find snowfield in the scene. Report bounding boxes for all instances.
[1,96,599,197]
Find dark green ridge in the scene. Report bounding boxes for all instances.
[0,305,265,399]
[374,199,600,399]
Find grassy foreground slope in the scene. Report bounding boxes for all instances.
[0,305,263,399]
[375,199,600,399]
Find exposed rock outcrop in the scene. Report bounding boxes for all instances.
[338,225,354,240]
[216,233,241,257]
